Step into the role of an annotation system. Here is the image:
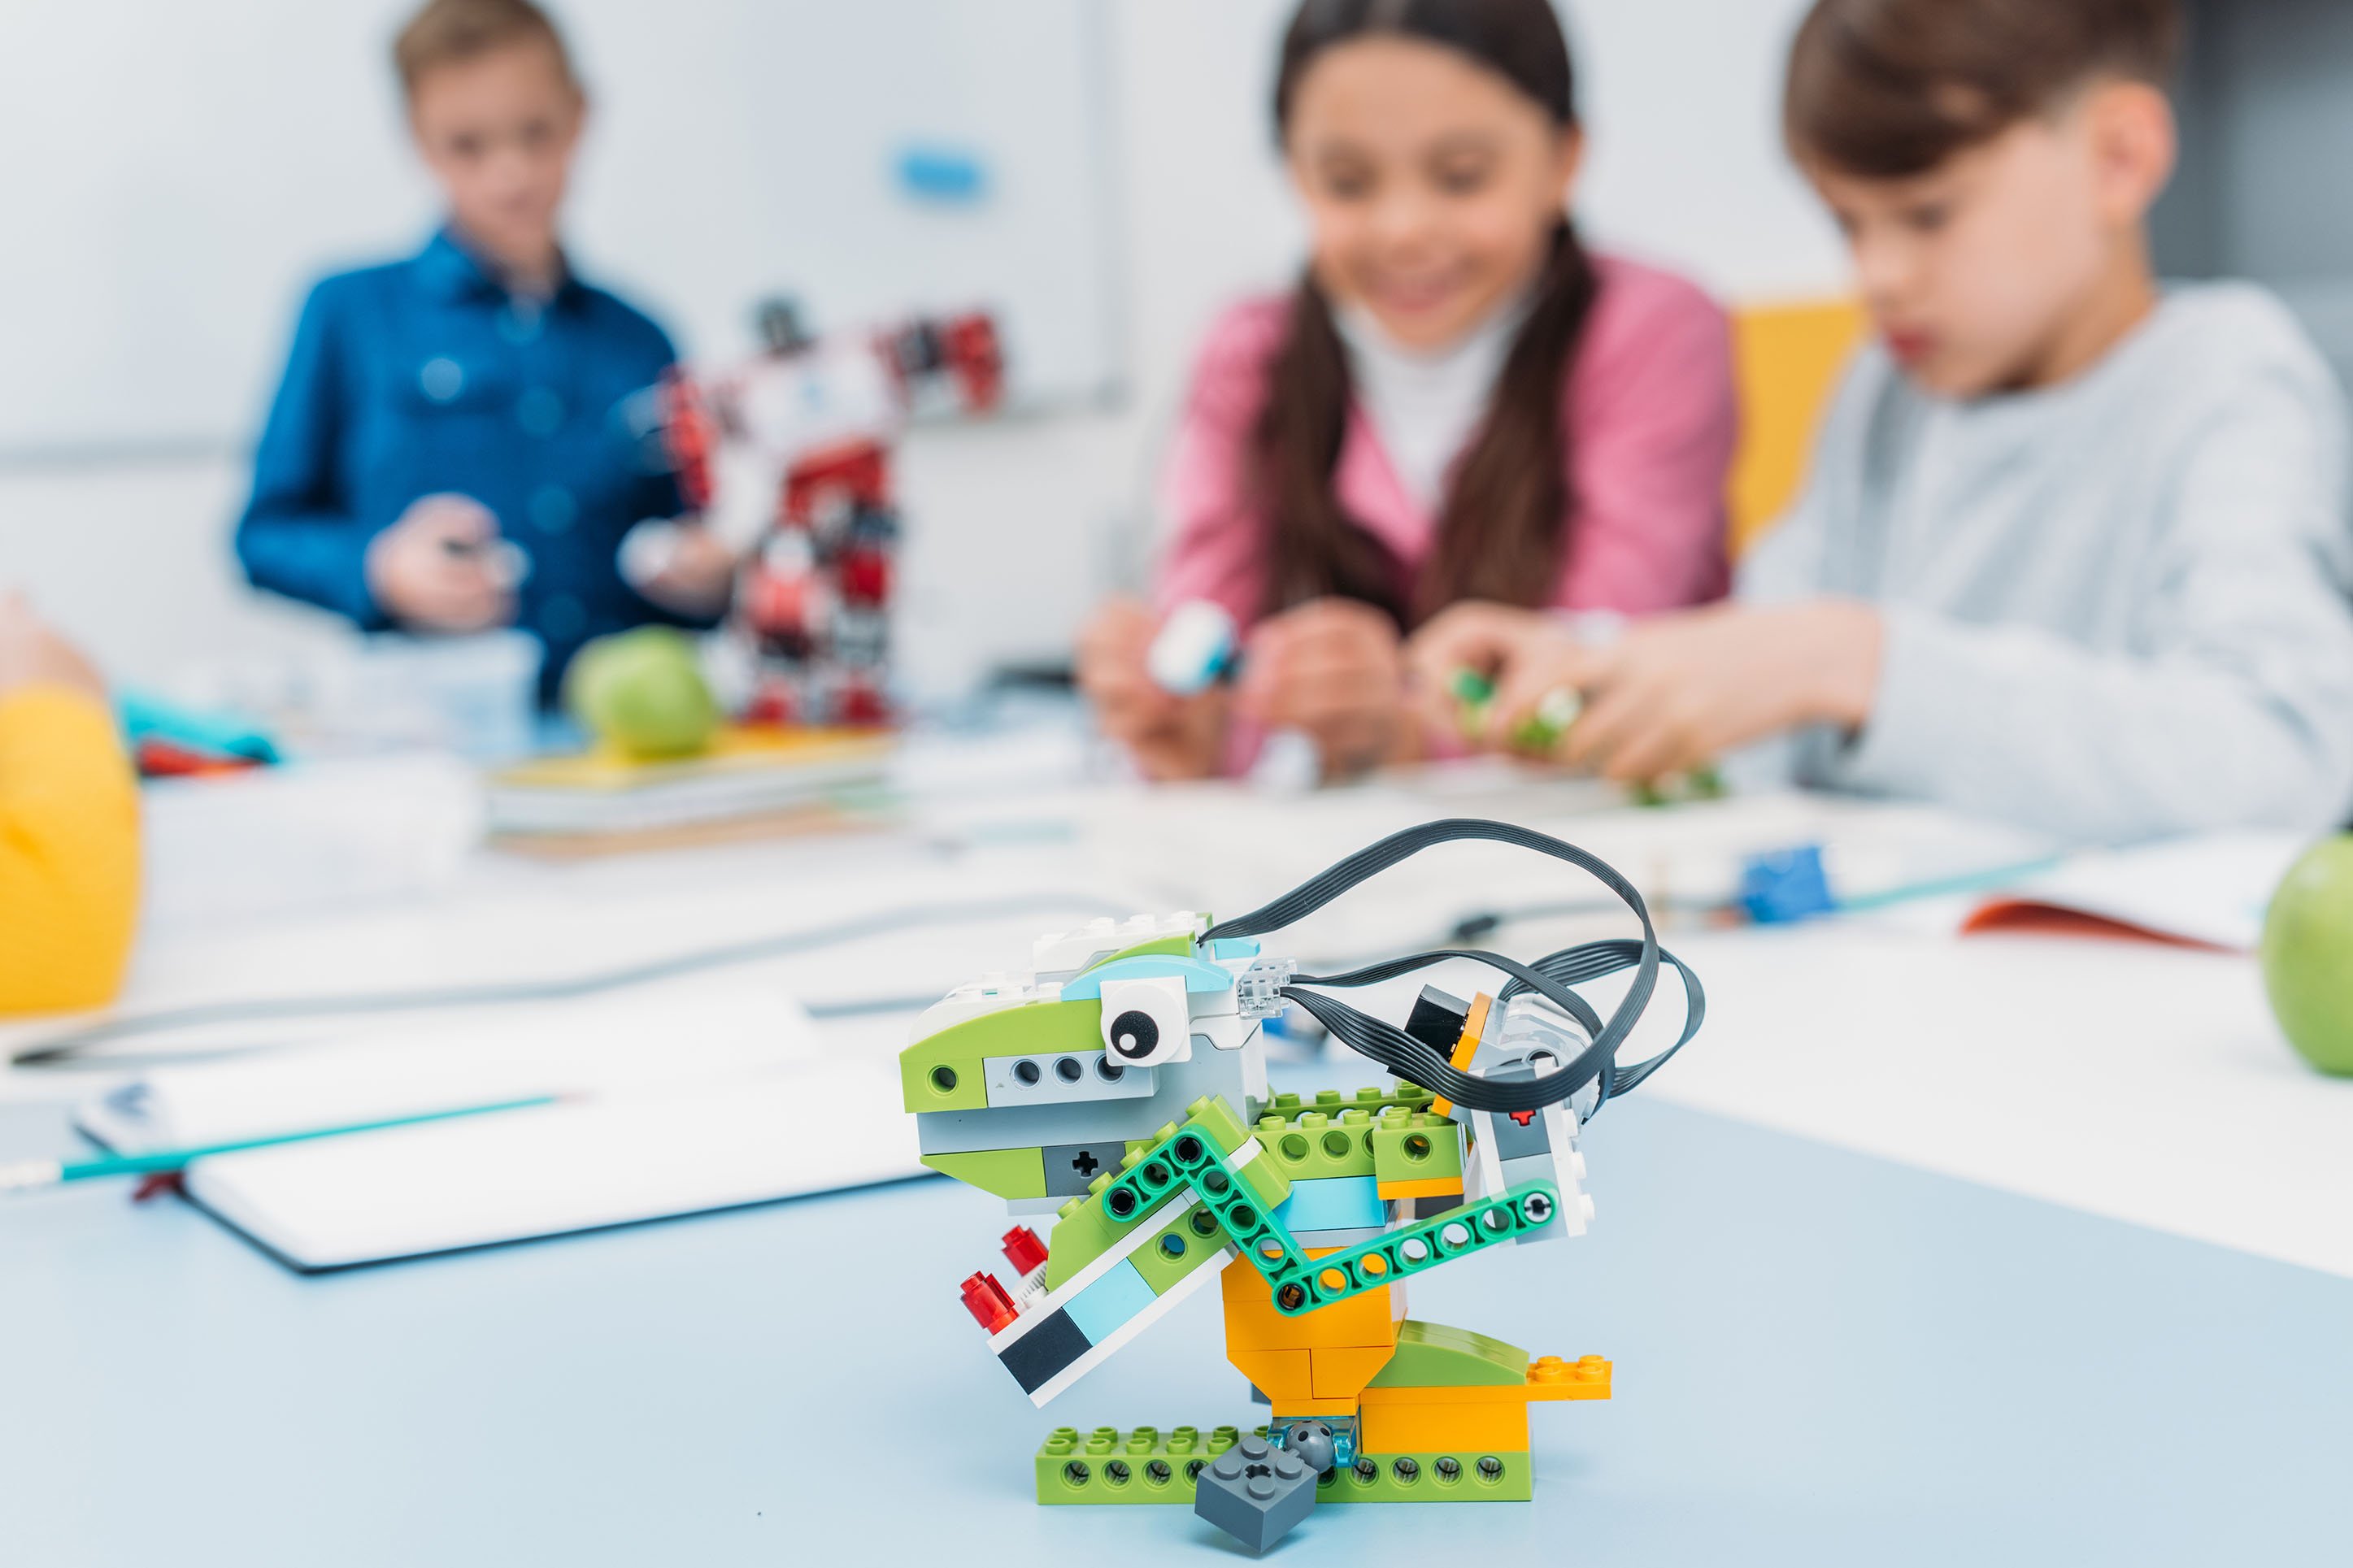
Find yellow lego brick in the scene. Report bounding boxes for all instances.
[1375,1175,1464,1201]
[1226,1349,1314,1402]
[1428,992,1492,1118]
[1311,1345,1398,1400]
[1220,1252,1398,1352]
[1359,1396,1531,1455]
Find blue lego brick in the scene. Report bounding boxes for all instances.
[1739,845,1835,923]
[1064,1259,1157,1344]
[1274,1175,1385,1234]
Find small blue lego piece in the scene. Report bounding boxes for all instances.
[1275,1175,1385,1233]
[1063,1258,1158,1344]
[1059,956,1235,999]
[1739,844,1837,924]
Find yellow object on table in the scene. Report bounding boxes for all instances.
[0,684,140,1014]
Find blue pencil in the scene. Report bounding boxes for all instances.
[0,1094,559,1193]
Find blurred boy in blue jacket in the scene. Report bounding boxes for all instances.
[237,0,733,700]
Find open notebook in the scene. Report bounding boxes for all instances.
[75,984,924,1270]
[1960,832,2307,952]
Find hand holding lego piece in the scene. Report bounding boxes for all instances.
[366,493,518,632]
[0,592,104,700]
[1408,602,1588,758]
[1076,597,1228,780]
[1413,600,1815,788]
[1235,597,1417,780]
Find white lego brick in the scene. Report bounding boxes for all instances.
[1026,1257,1225,1407]
[1032,912,1206,977]
[907,972,1063,1042]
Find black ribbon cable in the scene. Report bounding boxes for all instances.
[1203,819,1703,1116]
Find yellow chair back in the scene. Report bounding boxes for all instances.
[1726,298,1870,554]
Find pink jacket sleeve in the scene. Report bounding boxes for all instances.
[1150,299,1293,627]
[1556,260,1738,611]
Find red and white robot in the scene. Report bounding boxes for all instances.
[644,297,1004,728]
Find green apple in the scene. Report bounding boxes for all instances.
[2259,834,2353,1075]
[563,628,721,761]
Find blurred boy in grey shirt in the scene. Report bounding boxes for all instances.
[1407,0,2353,844]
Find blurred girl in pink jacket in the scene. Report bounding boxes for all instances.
[1078,0,1738,781]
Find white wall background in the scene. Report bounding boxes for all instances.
[0,0,1842,700]
[0,0,1124,451]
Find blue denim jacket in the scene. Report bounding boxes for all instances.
[235,228,709,696]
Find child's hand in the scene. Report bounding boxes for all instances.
[367,494,516,632]
[631,522,738,619]
[1412,599,1884,780]
[0,593,104,700]
[1407,602,1581,752]
[1238,597,1414,779]
[1076,597,1227,780]
[1555,602,1881,780]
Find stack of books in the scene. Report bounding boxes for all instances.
[485,724,896,855]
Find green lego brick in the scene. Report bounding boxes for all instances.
[899,995,1100,1114]
[1630,763,1727,808]
[1253,1106,1378,1181]
[919,1146,1045,1201]
[1128,1204,1226,1296]
[1042,1192,1129,1293]
[1318,1449,1533,1503]
[1370,1108,1464,1187]
[1035,1427,1532,1505]
[1042,1097,1283,1290]
[1366,1320,1529,1388]
[1078,932,1196,971]
[1037,1425,1239,1504]
[1258,1084,1438,1123]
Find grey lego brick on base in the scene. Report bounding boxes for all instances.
[1193,1432,1318,1552]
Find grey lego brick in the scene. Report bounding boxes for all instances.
[984,1049,1156,1108]
[1480,1056,1554,1161]
[1042,1141,1131,1197]
[1194,1432,1318,1551]
[914,1045,1254,1156]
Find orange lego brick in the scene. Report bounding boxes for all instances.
[1375,1175,1464,1201]
[1525,1354,1613,1402]
[1429,992,1492,1118]
[1220,1253,1399,1352]
[1311,1346,1398,1399]
[1227,1349,1314,1402]
[1359,1396,1531,1455]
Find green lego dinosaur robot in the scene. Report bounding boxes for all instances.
[900,819,1704,1550]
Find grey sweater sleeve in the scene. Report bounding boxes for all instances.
[1823,368,2353,843]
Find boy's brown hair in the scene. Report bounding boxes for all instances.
[1785,0,2181,178]
[394,0,579,98]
